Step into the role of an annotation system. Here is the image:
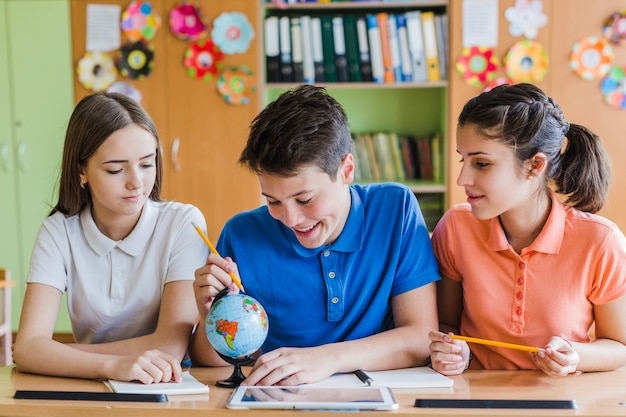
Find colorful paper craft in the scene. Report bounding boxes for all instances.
[504,40,548,83]
[169,2,208,41]
[600,66,626,110]
[77,52,117,92]
[569,36,614,81]
[603,10,626,45]
[455,46,499,86]
[483,77,513,93]
[217,66,256,105]
[117,41,155,80]
[107,81,143,103]
[504,0,548,40]
[121,1,161,43]
[184,40,224,81]
[211,12,255,55]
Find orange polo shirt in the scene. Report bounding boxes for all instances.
[432,191,626,370]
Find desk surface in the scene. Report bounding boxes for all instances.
[1,365,626,417]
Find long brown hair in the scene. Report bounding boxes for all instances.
[51,92,162,216]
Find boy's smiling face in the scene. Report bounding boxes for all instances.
[260,154,355,249]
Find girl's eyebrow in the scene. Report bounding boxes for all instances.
[103,152,157,164]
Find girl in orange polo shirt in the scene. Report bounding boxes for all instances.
[428,83,626,377]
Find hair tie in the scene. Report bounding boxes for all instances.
[563,121,570,136]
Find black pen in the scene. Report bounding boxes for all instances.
[354,369,373,386]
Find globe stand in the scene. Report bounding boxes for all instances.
[215,353,255,388]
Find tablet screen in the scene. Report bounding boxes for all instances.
[227,385,398,410]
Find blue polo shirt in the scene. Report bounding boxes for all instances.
[217,183,440,353]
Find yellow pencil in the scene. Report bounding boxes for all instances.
[192,223,245,292]
[451,335,542,353]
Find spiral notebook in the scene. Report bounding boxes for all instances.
[306,367,453,389]
[105,371,209,395]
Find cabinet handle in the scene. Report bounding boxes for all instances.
[0,142,8,173]
[17,141,26,172]
[171,138,181,172]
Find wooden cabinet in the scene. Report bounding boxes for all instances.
[257,1,449,230]
[447,0,626,230]
[0,0,75,331]
[70,0,262,242]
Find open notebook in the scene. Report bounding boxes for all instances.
[105,371,209,395]
[305,367,454,389]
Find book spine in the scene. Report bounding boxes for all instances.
[366,14,384,84]
[434,13,448,80]
[343,14,362,82]
[279,15,294,82]
[377,12,395,83]
[300,15,316,83]
[311,17,326,83]
[264,16,281,83]
[387,14,403,83]
[290,17,305,83]
[332,16,349,82]
[320,16,337,82]
[405,11,428,83]
[395,14,413,82]
[421,11,441,82]
[356,16,373,82]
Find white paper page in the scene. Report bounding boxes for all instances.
[305,367,454,389]
[106,371,209,395]
[462,0,499,47]
[86,4,121,52]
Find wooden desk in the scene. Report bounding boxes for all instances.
[1,365,626,416]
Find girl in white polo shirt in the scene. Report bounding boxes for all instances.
[13,92,208,384]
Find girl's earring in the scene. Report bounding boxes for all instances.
[80,181,86,189]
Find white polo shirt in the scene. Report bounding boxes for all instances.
[27,200,209,344]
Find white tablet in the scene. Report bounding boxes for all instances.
[226,385,399,410]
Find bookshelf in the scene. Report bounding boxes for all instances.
[258,0,449,231]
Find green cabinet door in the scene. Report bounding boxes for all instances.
[0,0,74,331]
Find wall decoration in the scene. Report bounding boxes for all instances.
[77,51,117,92]
[455,46,499,86]
[121,1,161,43]
[169,2,208,41]
[569,36,614,81]
[600,66,626,109]
[107,81,143,103]
[504,40,548,83]
[211,12,255,55]
[217,66,256,105]
[116,41,155,80]
[184,40,224,81]
[603,10,626,45]
[504,0,548,40]
[483,77,514,93]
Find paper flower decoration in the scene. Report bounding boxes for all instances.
[483,77,514,93]
[600,66,626,110]
[217,66,257,105]
[121,1,161,43]
[107,81,143,104]
[603,10,626,45]
[455,46,499,86]
[504,40,549,83]
[116,41,155,80]
[77,52,117,92]
[504,0,548,40]
[569,37,614,81]
[211,12,255,55]
[169,2,208,41]
[184,40,224,81]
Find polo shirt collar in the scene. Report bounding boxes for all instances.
[81,200,157,257]
[487,190,565,254]
[287,186,363,257]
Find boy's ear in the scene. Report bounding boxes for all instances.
[340,153,355,184]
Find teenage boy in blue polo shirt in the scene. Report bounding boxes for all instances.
[191,85,439,386]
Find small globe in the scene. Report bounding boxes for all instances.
[205,292,269,359]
